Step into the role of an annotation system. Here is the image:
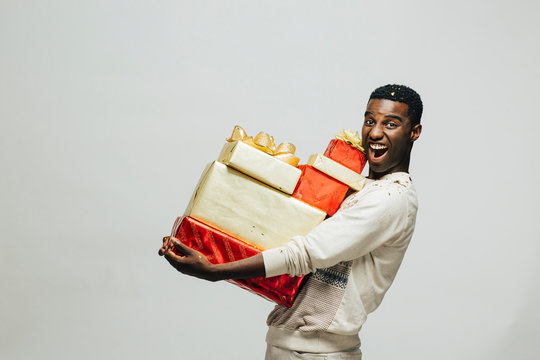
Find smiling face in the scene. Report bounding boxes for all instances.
[361,99,422,179]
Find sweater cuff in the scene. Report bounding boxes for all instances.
[262,247,289,277]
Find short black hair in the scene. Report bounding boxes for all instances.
[369,84,423,125]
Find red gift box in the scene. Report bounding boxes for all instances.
[292,165,349,216]
[324,139,367,174]
[170,216,305,307]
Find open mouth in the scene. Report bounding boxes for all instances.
[370,143,388,159]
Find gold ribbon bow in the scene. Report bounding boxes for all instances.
[335,129,365,153]
[226,125,300,167]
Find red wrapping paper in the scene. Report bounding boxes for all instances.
[292,165,349,216]
[324,139,367,174]
[170,216,305,307]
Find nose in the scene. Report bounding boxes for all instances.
[368,123,384,140]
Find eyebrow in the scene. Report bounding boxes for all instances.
[385,115,403,122]
[364,111,403,122]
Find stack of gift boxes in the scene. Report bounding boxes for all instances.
[170,127,367,307]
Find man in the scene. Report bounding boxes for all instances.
[160,84,423,359]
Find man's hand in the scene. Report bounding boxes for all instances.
[158,236,218,282]
[158,235,266,281]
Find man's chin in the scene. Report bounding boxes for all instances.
[367,158,389,173]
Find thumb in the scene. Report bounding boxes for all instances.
[170,237,193,255]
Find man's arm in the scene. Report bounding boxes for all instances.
[264,184,412,277]
[158,237,265,282]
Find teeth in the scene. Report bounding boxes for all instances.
[370,143,387,150]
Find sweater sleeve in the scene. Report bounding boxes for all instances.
[263,184,410,277]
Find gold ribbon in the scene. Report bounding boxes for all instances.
[226,125,300,166]
[335,129,365,153]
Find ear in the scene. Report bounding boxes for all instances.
[410,124,422,142]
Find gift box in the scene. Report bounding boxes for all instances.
[307,154,366,191]
[292,165,349,216]
[218,140,301,195]
[171,216,305,307]
[185,161,326,250]
[324,139,367,174]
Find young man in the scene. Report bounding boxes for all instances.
[160,84,423,359]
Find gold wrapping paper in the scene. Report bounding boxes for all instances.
[184,161,326,249]
[307,154,367,191]
[218,141,302,195]
[225,125,300,166]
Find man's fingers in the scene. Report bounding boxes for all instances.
[158,236,172,256]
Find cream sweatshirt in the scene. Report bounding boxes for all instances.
[262,172,418,353]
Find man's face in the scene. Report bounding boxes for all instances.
[361,99,421,178]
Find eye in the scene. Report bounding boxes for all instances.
[364,118,375,126]
[386,122,397,129]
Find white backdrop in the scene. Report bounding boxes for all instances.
[1,1,539,359]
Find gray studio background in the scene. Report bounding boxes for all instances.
[1,1,539,359]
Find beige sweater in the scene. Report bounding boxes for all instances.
[262,172,418,353]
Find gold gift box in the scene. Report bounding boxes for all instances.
[185,161,326,250]
[307,154,366,191]
[218,141,302,195]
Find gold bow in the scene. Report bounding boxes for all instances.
[335,129,365,153]
[226,125,300,167]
